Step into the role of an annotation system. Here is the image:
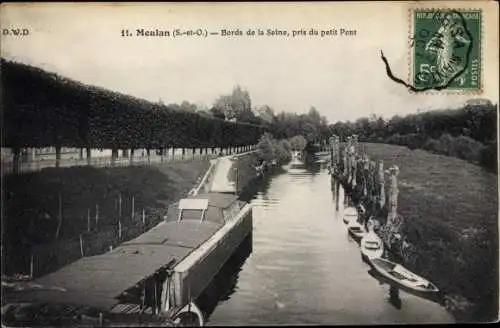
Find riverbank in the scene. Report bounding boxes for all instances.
[337,143,498,323]
[2,160,210,278]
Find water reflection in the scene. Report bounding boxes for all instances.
[196,234,253,319]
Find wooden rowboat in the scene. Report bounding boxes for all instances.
[347,221,367,242]
[360,230,384,262]
[342,207,358,224]
[367,258,441,302]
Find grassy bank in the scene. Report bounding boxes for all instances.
[2,160,210,277]
[356,143,498,322]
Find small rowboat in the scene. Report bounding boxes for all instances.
[360,230,384,261]
[347,221,367,242]
[343,207,358,224]
[368,258,441,302]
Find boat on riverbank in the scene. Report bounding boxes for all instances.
[367,258,441,303]
[343,206,358,224]
[360,230,384,262]
[2,192,252,327]
[347,220,367,242]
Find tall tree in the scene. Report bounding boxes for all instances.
[213,85,253,122]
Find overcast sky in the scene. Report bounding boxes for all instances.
[2,2,498,123]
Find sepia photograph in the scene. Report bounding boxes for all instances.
[1,1,499,326]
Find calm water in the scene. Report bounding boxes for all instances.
[203,165,454,325]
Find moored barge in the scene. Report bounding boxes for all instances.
[2,192,252,327]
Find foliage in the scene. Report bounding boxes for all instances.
[213,85,258,124]
[328,103,497,172]
[256,132,292,165]
[1,60,266,149]
[272,107,330,144]
[288,135,307,150]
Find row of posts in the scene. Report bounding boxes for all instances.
[329,134,403,305]
[329,135,400,233]
[84,145,255,166]
[9,144,257,173]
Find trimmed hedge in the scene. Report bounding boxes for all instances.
[2,59,266,149]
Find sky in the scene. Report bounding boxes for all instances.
[1,2,498,123]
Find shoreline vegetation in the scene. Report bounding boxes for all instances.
[329,102,497,174]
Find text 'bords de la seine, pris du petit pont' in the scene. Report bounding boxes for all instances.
[121,27,358,38]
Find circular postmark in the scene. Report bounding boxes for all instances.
[381,9,481,93]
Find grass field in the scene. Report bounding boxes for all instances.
[359,143,498,322]
[2,160,210,277]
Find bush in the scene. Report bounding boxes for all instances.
[480,142,498,173]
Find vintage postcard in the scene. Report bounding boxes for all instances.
[1,1,498,326]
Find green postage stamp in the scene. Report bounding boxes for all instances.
[410,9,482,92]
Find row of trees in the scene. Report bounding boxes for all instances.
[2,60,266,152]
[328,102,497,172]
[2,59,332,159]
[6,59,493,173]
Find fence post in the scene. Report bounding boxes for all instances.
[55,193,63,239]
[79,234,84,257]
[95,204,99,228]
[118,194,122,217]
[30,253,34,279]
[87,208,91,232]
[131,196,135,220]
[142,209,145,225]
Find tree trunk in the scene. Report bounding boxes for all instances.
[12,147,20,174]
[86,147,91,165]
[55,145,61,168]
[79,148,84,160]
[130,149,134,164]
[111,148,118,166]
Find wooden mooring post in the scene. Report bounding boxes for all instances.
[387,166,400,228]
[378,161,386,209]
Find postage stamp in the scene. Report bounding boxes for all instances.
[410,9,482,92]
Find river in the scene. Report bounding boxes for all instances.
[199,164,454,325]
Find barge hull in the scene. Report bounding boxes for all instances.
[169,204,253,310]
